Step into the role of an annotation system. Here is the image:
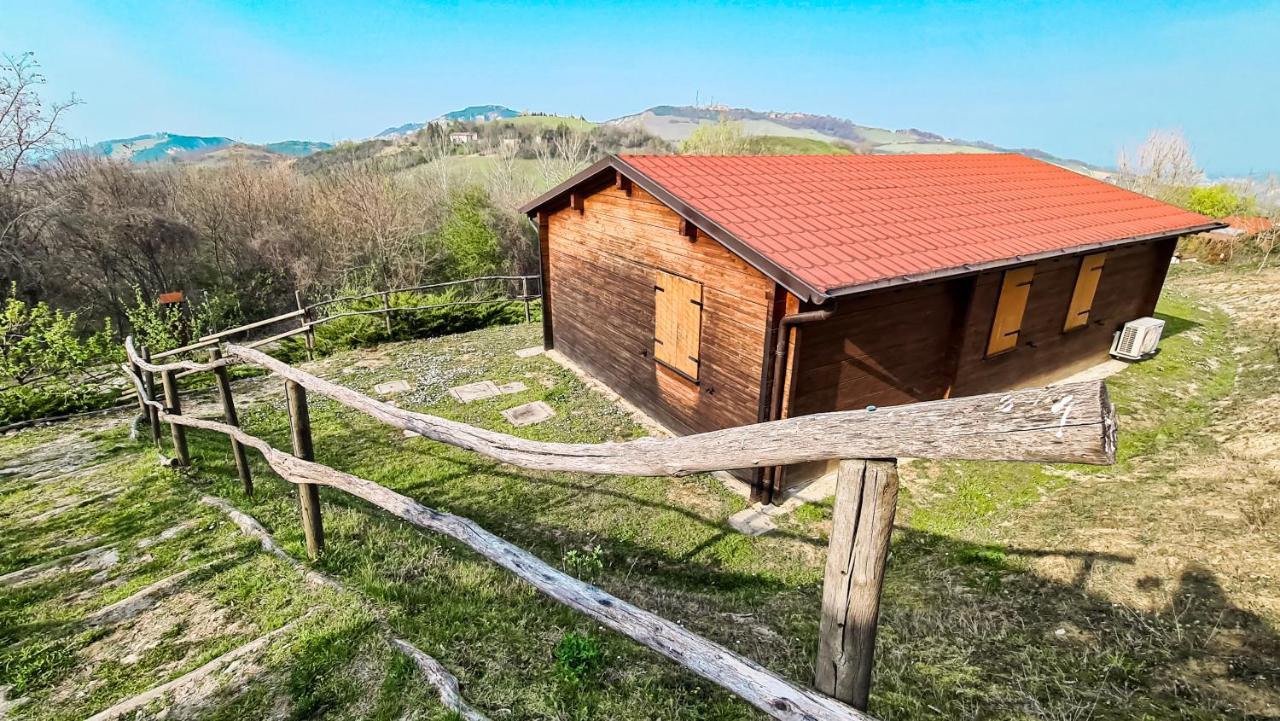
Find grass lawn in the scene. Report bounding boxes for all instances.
[1,264,1276,720]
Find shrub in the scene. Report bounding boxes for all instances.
[277,287,540,360]
[1186,184,1255,218]
[0,285,121,425]
[553,631,603,685]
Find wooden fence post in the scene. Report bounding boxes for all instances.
[286,379,324,558]
[140,346,162,448]
[160,369,190,466]
[815,458,900,711]
[294,290,315,361]
[210,347,253,496]
[381,291,393,336]
[521,276,531,323]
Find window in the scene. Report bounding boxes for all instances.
[653,269,703,381]
[986,265,1035,356]
[1063,252,1107,332]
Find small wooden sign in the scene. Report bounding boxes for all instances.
[157,291,184,305]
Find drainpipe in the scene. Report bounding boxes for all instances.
[761,304,836,505]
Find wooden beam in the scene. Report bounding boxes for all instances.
[679,218,698,240]
[614,170,632,196]
[286,380,324,558]
[221,343,1117,473]
[569,192,584,213]
[160,369,189,466]
[210,347,252,496]
[815,459,900,710]
[537,210,554,350]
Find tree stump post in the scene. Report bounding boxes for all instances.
[814,458,900,711]
[160,369,189,466]
[140,346,162,448]
[210,347,253,495]
[294,290,315,361]
[286,379,324,558]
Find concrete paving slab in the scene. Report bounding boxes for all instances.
[728,506,777,537]
[373,380,412,396]
[496,381,527,395]
[502,401,556,427]
[515,346,544,358]
[449,380,501,403]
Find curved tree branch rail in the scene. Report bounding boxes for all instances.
[120,335,1117,720]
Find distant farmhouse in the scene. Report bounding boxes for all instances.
[522,154,1223,502]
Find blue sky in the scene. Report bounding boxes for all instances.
[3,0,1277,176]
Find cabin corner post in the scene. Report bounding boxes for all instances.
[815,458,900,711]
[536,210,553,350]
[286,380,325,558]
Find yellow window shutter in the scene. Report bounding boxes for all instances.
[986,265,1036,357]
[1063,252,1107,332]
[653,270,704,381]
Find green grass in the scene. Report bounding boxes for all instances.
[494,115,596,132]
[2,266,1277,719]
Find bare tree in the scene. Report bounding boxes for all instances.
[1116,129,1203,202]
[0,53,81,187]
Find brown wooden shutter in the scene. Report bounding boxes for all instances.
[653,270,704,381]
[1062,252,1107,332]
[986,265,1036,356]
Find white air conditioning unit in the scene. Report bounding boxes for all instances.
[1110,317,1165,360]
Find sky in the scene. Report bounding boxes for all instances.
[3,0,1277,177]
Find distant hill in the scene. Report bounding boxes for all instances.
[376,105,523,138]
[83,132,332,165]
[607,105,1104,175]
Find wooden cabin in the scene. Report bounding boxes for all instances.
[520,154,1222,503]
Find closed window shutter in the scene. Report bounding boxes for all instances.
[986,265,1036,356]
[1062,252,1107,332]
[653,270,703,381]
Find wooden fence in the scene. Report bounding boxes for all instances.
[121,336,1117,720]
[148,274,541,364]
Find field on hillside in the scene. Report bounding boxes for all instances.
[1,264,1277,720]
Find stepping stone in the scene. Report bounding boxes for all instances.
[449,380,501,403]
[502,401,556,427]
[728,506,777,537]
[374,380,412,396]
[515,346,544,358]
[496,381,527,395]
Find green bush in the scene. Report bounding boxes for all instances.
[553,631,603,685]
[277,288,540,361]
[0,285,122,425]
[1185,184,1255,218]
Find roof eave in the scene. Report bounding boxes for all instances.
[820,221,1229,298]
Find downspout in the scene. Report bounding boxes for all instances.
[761,304,836,504]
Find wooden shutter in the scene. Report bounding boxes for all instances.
[1063,252,1107,332]
[653,270,703,381]
[986,265,1035,357]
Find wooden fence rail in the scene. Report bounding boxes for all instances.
[120,334,1117,719]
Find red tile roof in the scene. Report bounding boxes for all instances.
[616,153,1218,298]
[1221,215,1275,235]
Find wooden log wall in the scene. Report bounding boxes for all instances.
[790,238,1177,416]
[544,185,774,435]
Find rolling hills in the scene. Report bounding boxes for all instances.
[84,103,1104,175]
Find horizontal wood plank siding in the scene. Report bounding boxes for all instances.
[546,185,773,435]
[791,238,1177,415]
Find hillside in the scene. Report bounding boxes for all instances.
[609,105,1103,174]
[84,104,1105,175]
[84,132,332,165]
